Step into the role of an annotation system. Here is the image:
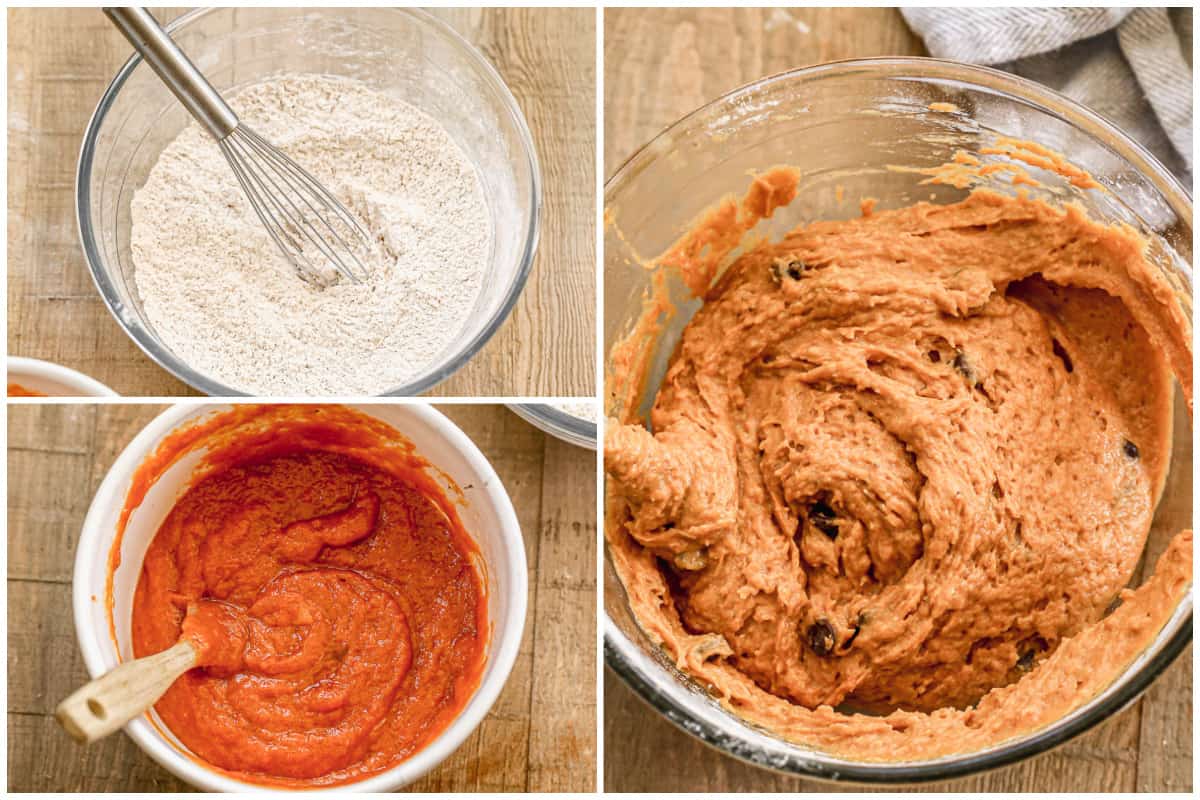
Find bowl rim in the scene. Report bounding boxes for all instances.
[606,56,1192,212]
[507,402,598,450]
[71,402,529,792]
[6,355,119,397]
[605,584,1192,785]
[602,55,1194,782]
[75,6,542,397]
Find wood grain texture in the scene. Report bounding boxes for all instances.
[601,6,1191,793]
[7,403,596,792]
[604,6,925,176]
[7,7,595,397]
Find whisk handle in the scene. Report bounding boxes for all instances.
[103,7,238,140]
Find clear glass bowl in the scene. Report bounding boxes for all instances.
[77,7,540,396]
[507,403,598,450]
[604,57,1192,782]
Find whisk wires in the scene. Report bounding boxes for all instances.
[220,124,373,286]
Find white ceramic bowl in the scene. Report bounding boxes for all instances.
[71,403,527,792]
[7,356,118,397]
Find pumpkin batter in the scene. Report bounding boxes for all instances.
[124,406,486,786]
[605,164,1192,759]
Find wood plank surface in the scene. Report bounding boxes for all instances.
[7,7,595,397]
[7,402,596,792]
[601,6,1191,794]
[604,6,925,176]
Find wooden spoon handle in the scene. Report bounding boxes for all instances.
[55,640,197,744]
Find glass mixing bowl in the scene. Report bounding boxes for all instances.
[77,7,540,396]
[603,57,1192,783]
[507,403,598,450]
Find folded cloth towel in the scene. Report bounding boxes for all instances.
[902,7,1192,181]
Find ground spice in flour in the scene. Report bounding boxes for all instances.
[130,74,491,395]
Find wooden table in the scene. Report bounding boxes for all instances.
[602,7,1191,793]
[7,7,595,397]
[7,403,596,792]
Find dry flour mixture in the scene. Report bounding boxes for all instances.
[550,401,597,423]
[130,74,491,395]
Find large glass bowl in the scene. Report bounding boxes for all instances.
[77,7,540,396]
[507,403,598,450]
[603,57,1192,783]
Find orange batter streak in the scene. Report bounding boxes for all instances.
[122,406,487,787]
[7,383,46,397]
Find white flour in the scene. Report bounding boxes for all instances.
[549,401,597,423]
[130,74,491,395]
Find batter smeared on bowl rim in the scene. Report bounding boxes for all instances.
[113,405,487,786]
[604,151,1192,760]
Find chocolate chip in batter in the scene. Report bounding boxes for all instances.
[771,257,809,283]
[806,619,836,656]
[1015,634,1049,672]
[1122,439,1139,460]
[952,350,978,387]
[1050,338,1074,373]
[808,499,839,538]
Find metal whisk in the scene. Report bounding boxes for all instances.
[104,7,372,286]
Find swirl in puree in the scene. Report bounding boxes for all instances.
[122,406,486,786]
[605,153,1192,759]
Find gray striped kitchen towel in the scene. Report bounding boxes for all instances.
[902,7,1193,181]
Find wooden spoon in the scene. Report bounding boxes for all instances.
[55,639,198,744]
[56,599,246,744]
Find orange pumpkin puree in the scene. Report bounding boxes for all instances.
[7,382,46,397]
[120,405,487,787]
